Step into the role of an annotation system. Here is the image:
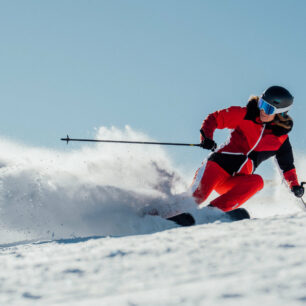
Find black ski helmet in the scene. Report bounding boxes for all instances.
[261,86,293,111]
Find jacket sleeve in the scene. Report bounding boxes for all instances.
[276,137,299,188]
[201,106,247,140]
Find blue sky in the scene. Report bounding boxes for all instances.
[0,0,305,173]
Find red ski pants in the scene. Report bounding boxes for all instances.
[192,161,264,212]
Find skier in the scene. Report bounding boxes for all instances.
[191,86,304,213]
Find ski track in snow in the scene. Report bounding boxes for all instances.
[0,126,306,305]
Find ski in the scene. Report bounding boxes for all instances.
[166,213,195,226]
[166,207,250,227]
[226,208,250,221]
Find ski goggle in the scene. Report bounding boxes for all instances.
[258,98,291,115]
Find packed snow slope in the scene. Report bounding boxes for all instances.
[0,126,306,305]
[1,214,306,305]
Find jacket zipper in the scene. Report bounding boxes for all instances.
[236,124,266,173]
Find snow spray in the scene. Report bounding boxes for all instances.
[0,126,302,244]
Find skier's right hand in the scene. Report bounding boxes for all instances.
[200,137,217,151]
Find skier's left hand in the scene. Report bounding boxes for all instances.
[291,184,305,198]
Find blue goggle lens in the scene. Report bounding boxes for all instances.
[258,98,276,115]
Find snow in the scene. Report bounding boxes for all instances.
[1,214,306,305]
[0,126,305,305]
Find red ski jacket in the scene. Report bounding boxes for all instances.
[201,98,299,188]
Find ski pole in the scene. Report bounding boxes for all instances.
[300,182,306,208]
[61,135,202,147]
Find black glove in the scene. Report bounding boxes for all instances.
[291,185,304,198]
[200,137,217,151]
[199,129,217,151]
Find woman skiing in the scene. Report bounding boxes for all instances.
[191,86,304,213]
